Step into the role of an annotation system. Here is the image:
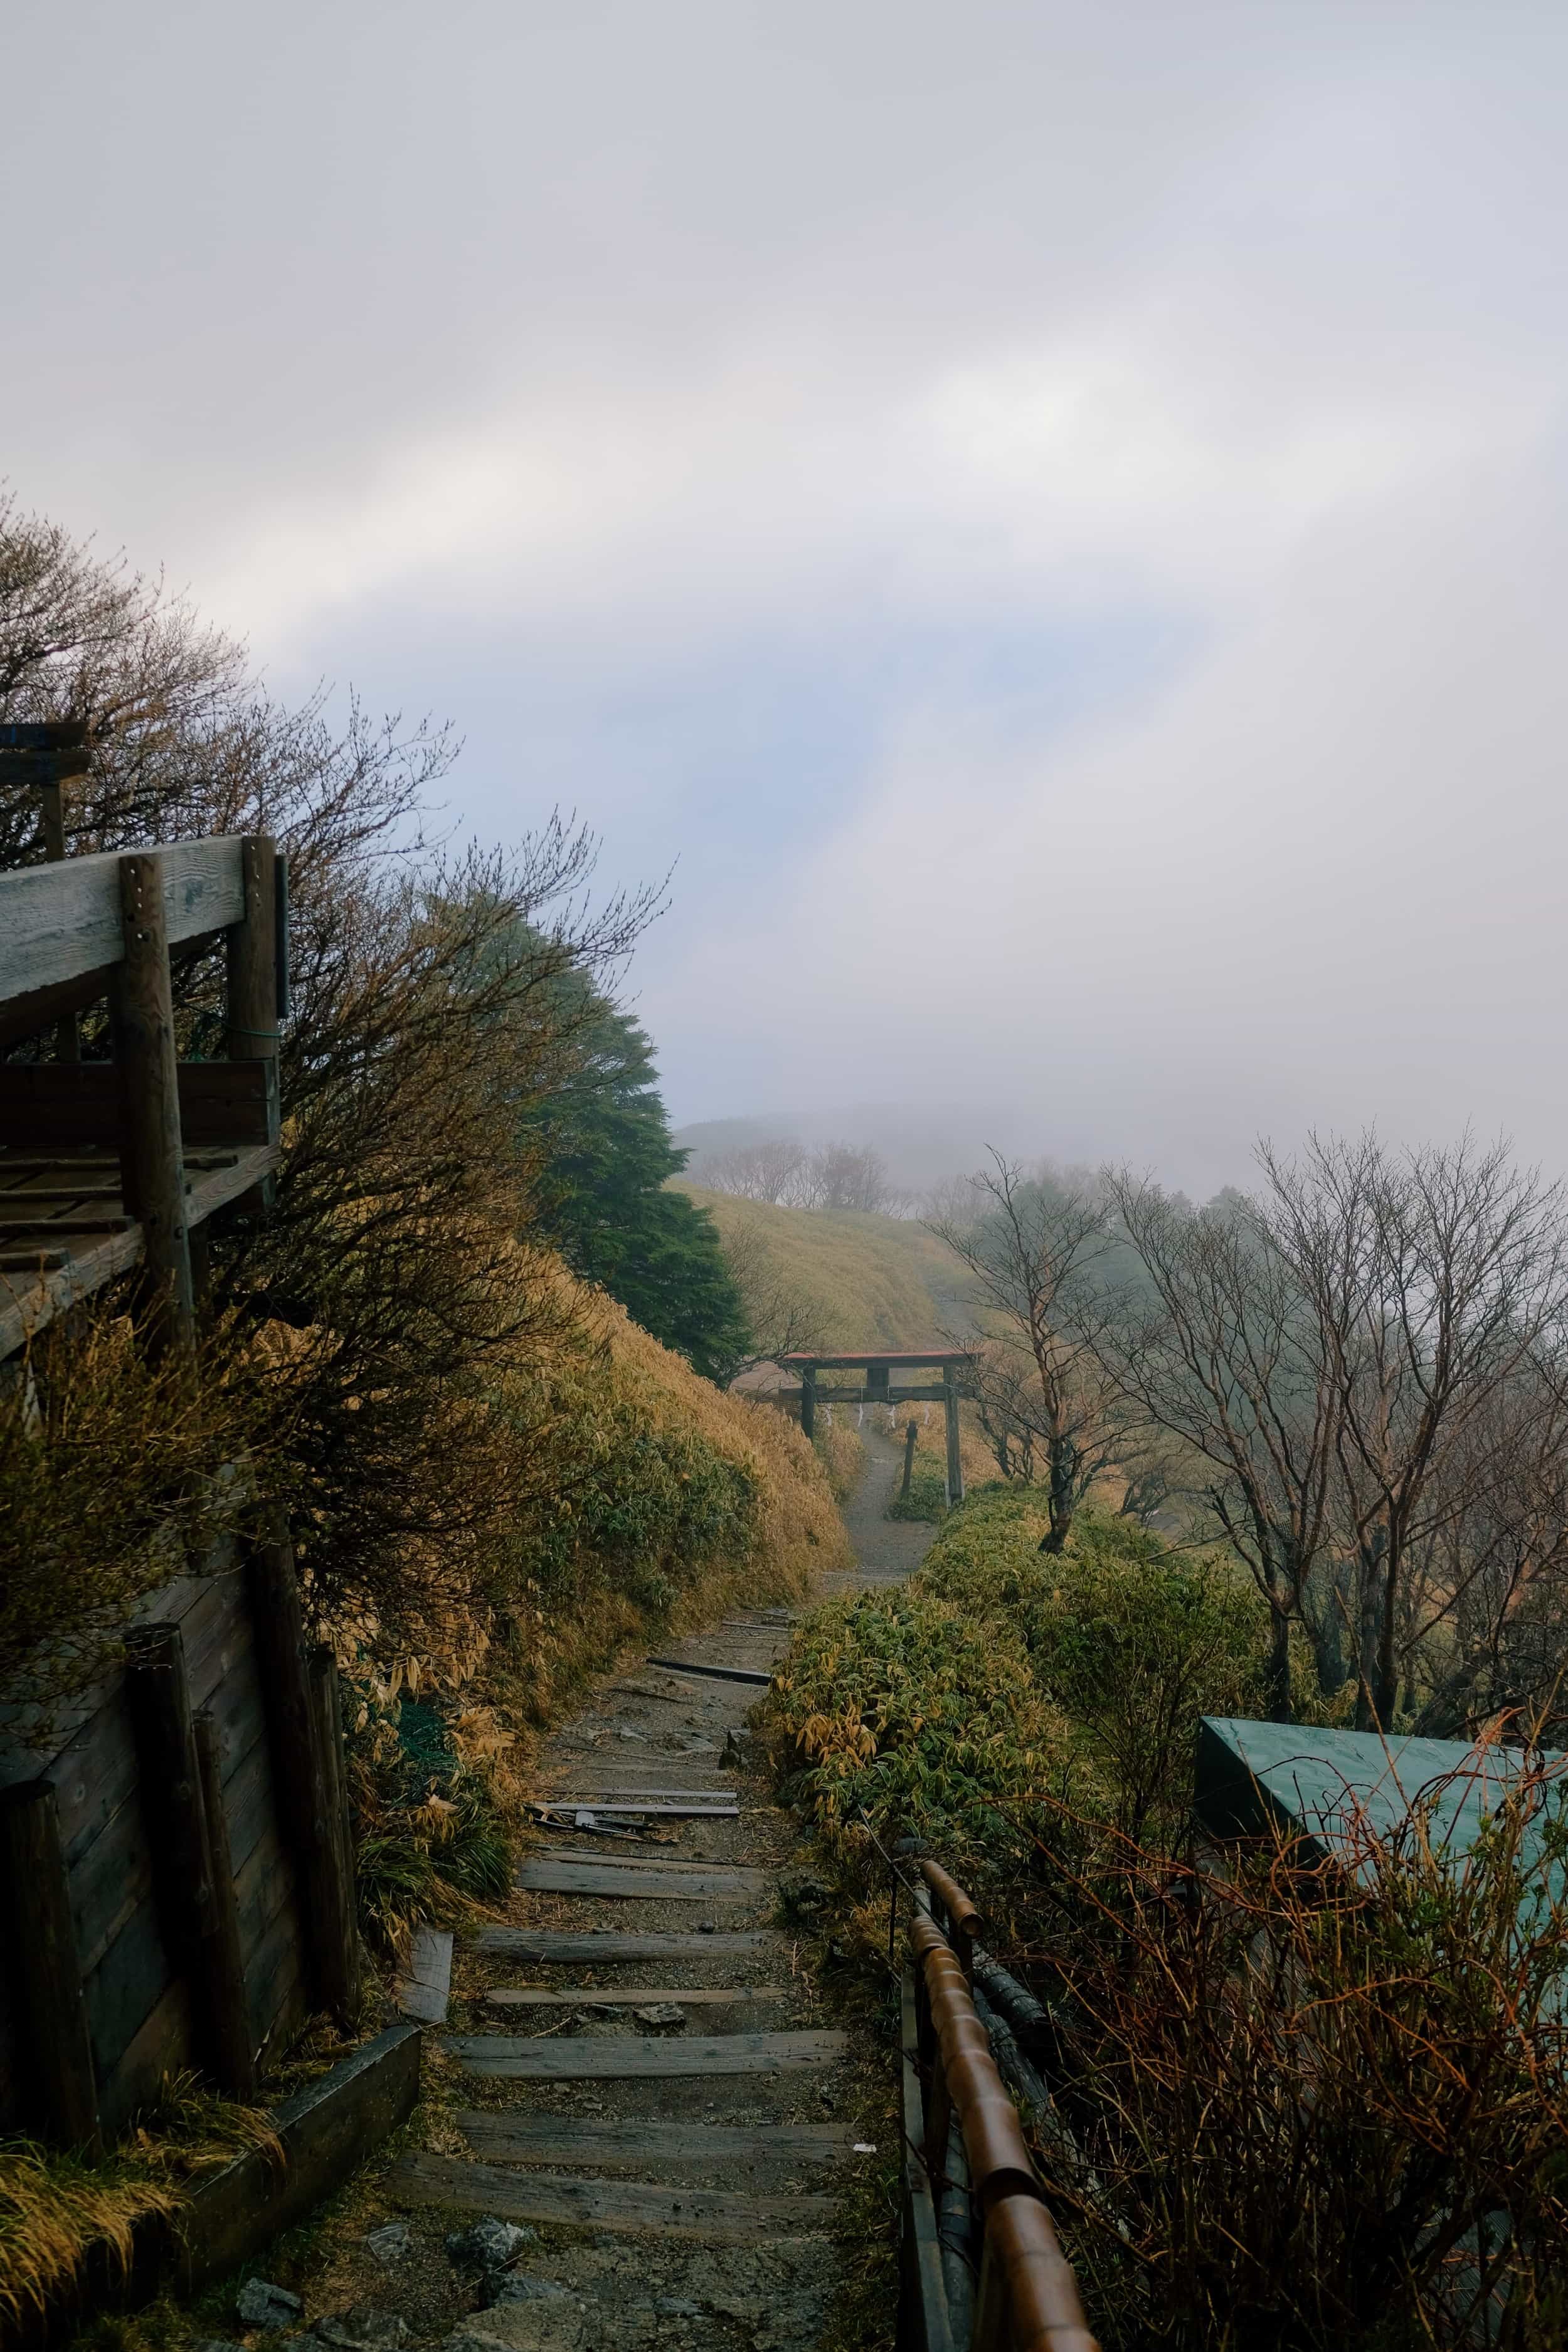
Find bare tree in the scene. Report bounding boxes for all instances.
[797,1142,901,1215]
[1096,1175,1340,1721]
[1,498,662,1656]
[929,1155,1121,1552]
[696,1136,808,1205]
[1264,1132,1568,1730]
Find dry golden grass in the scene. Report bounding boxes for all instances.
[0,2077,281,2329]
[677,1185,965,1352]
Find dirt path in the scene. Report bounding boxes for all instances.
[282,1440,928,2352]
[826,1414,942,1592]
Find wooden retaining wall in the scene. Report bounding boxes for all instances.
[0,1527,356,2144]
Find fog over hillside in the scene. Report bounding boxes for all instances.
[674,1101,1200,1201]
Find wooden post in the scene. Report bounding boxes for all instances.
[124,1622,240,2089]
[225,834,279,1066]
[36,750,88,1062]
[0,1781,101,2153]
[902,1418,919,1499]
[306,1646,361,2025]
[225,834,281,1214]
[246,1512,359,2023]
[193,1714,259,2100]
[112,853,195,1359]
[800,1364,817,1443]
[943,1366,964,1508]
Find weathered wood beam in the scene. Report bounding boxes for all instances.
[944,1364,964,1507]
[124,1623,252,2095]
[770,1382,950,1406]
[0,1061,278,1150]
[111,855,194,1359]
[0,1145,278,1362]
[225,837,281,1213]
[193,1712,259,2100]
[0,837,245,1005]
[246,1517,359,2024]
[305,1645,362,2025]
[0,1781,102,2154]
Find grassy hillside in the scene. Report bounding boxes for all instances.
[677,1183,970,1354]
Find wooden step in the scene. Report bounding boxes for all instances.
[475,1928,775,1964]
[529,1800,739,1820]
[443,2028,847,2079]
[483,1985,791,2010]
[392,2153,835,2242]
[646,1657,771,1687]
[453,2113,850,2173]
[517,1860,765,1900]
[528,1846,756,1876]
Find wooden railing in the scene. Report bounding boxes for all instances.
[0,829,287,1360]
[899,1860,1098,2352]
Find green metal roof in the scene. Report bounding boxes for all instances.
[1195,1717,1565,1888]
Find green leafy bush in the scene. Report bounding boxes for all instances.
[885,1459,949,1522]
[769,1489,1268,1897]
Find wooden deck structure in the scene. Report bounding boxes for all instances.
[0,767,366,2154]
[0,772,285,1360]
[776,1349,977,1504]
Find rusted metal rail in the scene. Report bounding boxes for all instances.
[900,1862,1098,2352]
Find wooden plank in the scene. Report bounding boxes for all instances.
[0,1143,277,1359]
[645,1658,771,1687]
[483,1986,792,2010]
[531,1801,738,1820]
[175,2026,420,2294]
[391,2153,835,2242]
[225,837,279,1062]
[0,1149,238,1173]
[111,855,195,1357]
[0,1211,133,1235]
[97,1971,194,2136]
[177,1574,245,1705]
[218,1724,278,1876]
[194,1712,258,2097]
[527,1846,758,1876]
[0,1061,275,1151]
[442,2030,847,2080]
[395,1926,453,2024]
[453,2113,849,2173]
[533,1778,743,1797]
[0,837,245,1003]
[246,1523,356,2023]
[243,1875,307,2055]
[70,1789,154,1979]
[0,1782,101,2149]
[474,1928,775,1964]
[517,1860,764,1900]
[306,1646,361,2023]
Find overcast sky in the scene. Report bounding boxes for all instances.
[6,1,1567,1192]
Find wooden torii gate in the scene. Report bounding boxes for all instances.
[778,1348,976,1505]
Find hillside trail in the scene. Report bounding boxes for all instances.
[287,1428,938,2352]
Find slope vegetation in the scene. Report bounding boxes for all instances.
[677,1183,969,1355]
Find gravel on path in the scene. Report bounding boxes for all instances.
[272,1434,929,2352]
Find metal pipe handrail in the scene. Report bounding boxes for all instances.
[909,1877,1098,2352]
[919,1858,985,1950]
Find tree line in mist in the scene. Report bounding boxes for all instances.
[935,1136,1568,1737]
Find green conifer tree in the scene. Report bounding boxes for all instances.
[524,976,751,1382]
